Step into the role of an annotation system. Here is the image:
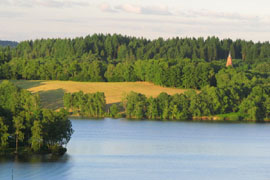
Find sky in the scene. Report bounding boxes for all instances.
[1,0,270,42]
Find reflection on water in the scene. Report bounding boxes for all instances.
[1,118,270,180]
[0,154,70,163]
[0,154,71,180]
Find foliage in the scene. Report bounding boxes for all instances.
[122,91,191,120]
[109,104,120,118]
[239,86,270,121]
[1,33,270,123]
[122,91,147,119]
[63,91,106,117]
[121,84,270,121]
[0,81,73,154]
[1,34,270,90]
[4,34,270,62]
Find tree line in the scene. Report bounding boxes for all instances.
[121,83,270,121]
[0,58,217,89]
[0,34,270,90]
[61,85,270,121]
[61,68,270,121]
[3,34,270,62]
[1,57,269,89]
[0,81,73,155]
[63,91,106,117]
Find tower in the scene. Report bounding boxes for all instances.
[226,52,233,67]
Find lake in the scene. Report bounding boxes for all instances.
[1,118,270,180]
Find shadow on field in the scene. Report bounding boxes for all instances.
[11,80,45,89]
[38,88,65,110]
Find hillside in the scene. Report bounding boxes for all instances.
[12,80,189,110]
[0,40,18,47]
[1,34,269,91]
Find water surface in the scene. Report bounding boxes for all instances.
[1,118,270,180]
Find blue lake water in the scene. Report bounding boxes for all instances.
[1,118,270,180]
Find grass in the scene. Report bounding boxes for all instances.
[11,80,189,110]
[216,112,244,121]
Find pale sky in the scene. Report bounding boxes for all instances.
[1,0,270,42]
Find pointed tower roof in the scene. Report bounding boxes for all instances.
[226,52,233,67]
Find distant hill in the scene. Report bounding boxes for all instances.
[0,40,18,47]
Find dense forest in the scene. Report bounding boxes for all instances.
[64,67,270,121]
[63,91,106,117]
[122,83,270,121]
[3,34,270,61]
[1,34,270,121]
[0,34,270,89]
[61,66,270,121]
[0,81,73,155]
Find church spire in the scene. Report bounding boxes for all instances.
[226,52,233,67]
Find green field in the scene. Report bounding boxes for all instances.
[11,80,189,110]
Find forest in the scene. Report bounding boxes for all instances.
[0,34,269,89]
[63,91,106,117]
[64,68,270,121]
[0,34,270,121]
[2,34,270,62]
[122,84,270,121]
[0,81,73,156]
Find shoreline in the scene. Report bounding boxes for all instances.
[0,147,67,157]
[68,114,269,123]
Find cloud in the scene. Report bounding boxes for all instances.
[38,0,89,8]
[178,9,259,22]
[0,11,24,18]
[141,5,171,16]
[116,4,141,14]
[0,0,89,8]
[0,0,10,4]
[99,3,172,16]
[99,3,116,13]
[47,15,270,32]
[98,3,260,23]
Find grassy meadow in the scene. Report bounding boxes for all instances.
[11,80,188,110]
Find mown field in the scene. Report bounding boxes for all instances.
[11,80,188,110]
